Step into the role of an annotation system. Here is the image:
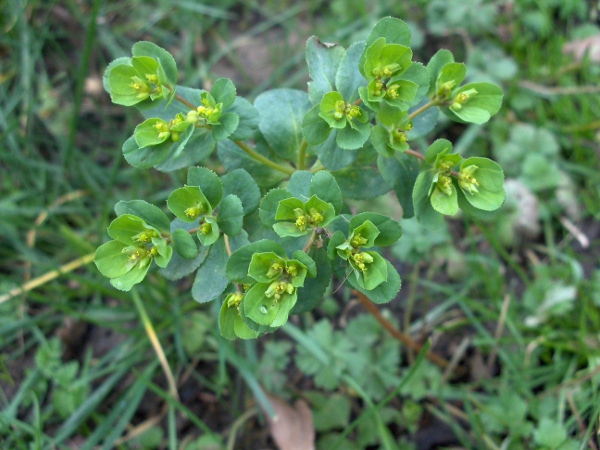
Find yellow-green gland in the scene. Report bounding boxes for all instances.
[308,208,324,226]
[200,222,212,235]
[386,84,400,99]
[186,110,199,125]
[197,105,215,119]
[133,230,158,243]
[285,264,299,277]
[124,246,146,262]
[347,105,361,119]
[171,132,180,142]
[265,281,294,301]
[437,81,456,100]
[154,122,171,140]
[295,215,307,231]
[458,166,480,194]
[438,162,452,174]
[131,76,151,95]
[382,63,400,77]
[350,234,368,248]
[267,262,283,278]
[145,74,159,84]
[148,246,159,257]
[184,204,204,219]
[353,252,373,273]
[373,81,384,97]
[392,129,407,144]
[226,292,244,308]
[437,175,454,196]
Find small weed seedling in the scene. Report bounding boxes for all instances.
[95,17,505,339]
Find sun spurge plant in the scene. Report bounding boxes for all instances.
[95,17,505,339]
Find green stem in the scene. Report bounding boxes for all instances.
[302,230,317,252]
[233,140,295,175]
[309,161,325,173]
[405,148,425,161]
[175,93,196,110]
[297,139,308,170]
[408,100,436,120]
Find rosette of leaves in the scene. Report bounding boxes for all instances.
[223,240,317,337]
[167,166,244,246]
[427,49,503,124]
[94,201,173,291]
[104,42,178,108]
[328,212,402,303]
[413,139,505,228]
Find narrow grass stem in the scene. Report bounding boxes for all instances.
[233,140,295,175]
[355,292,451,369]
[131,290,180,402]
[297,139,308,170]
[0,252,96,303]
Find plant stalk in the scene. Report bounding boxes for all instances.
[355,292,451,369]
[233,140,295,175]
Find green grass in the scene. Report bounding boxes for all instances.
[1,0,600,449]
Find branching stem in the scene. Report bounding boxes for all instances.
[405,148,425,161]
[355,292,451,370]
[175,94,196,110]
[233,140,295,175]
[408,100,436,120]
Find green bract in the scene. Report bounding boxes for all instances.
[273,195,336,238]
[94,214,172,291]
[95,16,506,338]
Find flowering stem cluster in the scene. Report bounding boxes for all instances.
[95,18,505,340]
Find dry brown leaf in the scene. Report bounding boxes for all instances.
[264,394,315,450]
[562,34,600,63]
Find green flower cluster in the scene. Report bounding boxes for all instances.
[222,242,317,339]
[95,212,173,291]
[413,139,505,227]
[94,16,507,340]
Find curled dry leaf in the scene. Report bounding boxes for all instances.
[263,394,315,450]
[562,34,600,63]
